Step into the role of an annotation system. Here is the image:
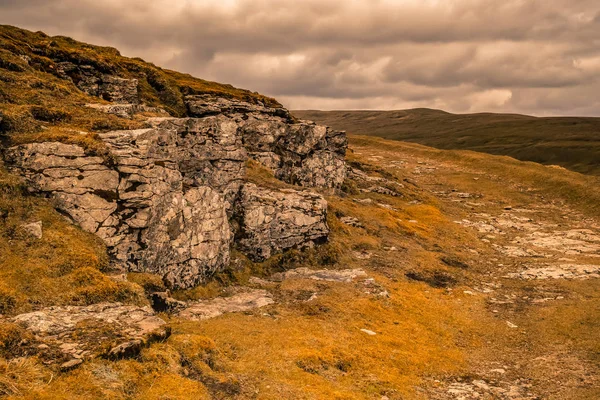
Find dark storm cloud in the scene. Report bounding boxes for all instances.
[1,0,600,115]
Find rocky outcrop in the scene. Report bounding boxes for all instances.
[235,183,329,261]
[239,114,347,189]
[56,62,139,104]
[186,94,289,119]
[4,142,120,234]
[187,95,347,189]
[5,95,346,289]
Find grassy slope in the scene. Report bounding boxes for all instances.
[0,25,280,148]
[293,109,600,176]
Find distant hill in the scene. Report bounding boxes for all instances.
[293,109,600,176]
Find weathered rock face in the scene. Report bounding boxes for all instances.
[235,183,329,261]
[5,142,120,233]
[239,115,348,189]
[56,62,139,104]
[187,95,348,189]
[5,95,346,289]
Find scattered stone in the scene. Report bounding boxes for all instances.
[150,292,186,313]
[352,251,372,260]
[270,267,367,283]
[60,358,83,371]
[353,198,373,205]
[21,221,42,239]
[360,329,376,336]
[363,185,402,197]
[506,264,600,280]
[177,289,274,321]
[506,321,518,328]
[340,216,363,227]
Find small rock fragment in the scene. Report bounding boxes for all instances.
[60,359,83,371]
[21,221,43,239]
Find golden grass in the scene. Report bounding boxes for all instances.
[167,276,484,399]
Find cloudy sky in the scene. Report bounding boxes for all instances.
[1,0,600,115]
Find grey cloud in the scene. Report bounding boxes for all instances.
[1,0,600,115]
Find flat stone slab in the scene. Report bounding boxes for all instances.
[12,303,169,363]
[506,264,600,280]
[177,289,274,321]
[270,267,368,283]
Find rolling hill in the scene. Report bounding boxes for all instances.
[293,109,600,176]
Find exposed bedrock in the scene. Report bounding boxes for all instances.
[5,96,346,289]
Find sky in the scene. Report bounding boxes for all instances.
[1,0,599,116]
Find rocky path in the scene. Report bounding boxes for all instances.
[353,140,600,399]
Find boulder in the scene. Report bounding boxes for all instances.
[235,183,329,261]
[240,118,347,188]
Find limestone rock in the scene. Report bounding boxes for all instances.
[12,303,169,362]
[21,221,43,239]
[86,103,169,119]
[236,183,329,261]
[186,95,347,189]
[60,359,83,371]
[270,267,367,283]
[177,289,274,321]
[340,216,363,227]
[506,264,600,280]
[5,142,119,233]
[55,62,139,104]
[241,117,347,188]
[186,94,290,119]
[139,187,232,288]
[99,75,139,104]
[5,95,347,289]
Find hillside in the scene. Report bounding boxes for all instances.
[0,26,599,399]
[293,109,600,176]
